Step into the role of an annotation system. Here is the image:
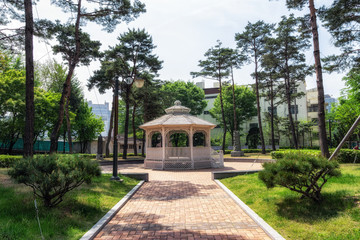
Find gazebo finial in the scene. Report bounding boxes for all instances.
[174,100,181,106]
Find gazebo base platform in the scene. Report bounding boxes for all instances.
[145,159,214,170]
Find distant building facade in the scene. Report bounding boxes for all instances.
[196,81,333,148]
[87,101,111,136]
[324,94,337,112]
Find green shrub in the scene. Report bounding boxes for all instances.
[336,149,360,163]
[78,153,97,159]
[271,149,360,163]
[225,149,272,155]
[8,154,100,208]
[243,149,272,153]
[0,155,23,168]
[259,152,341,202]
[271,150,322,160]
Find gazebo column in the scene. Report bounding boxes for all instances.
[207,129,211,148]
[161,127,165,170]
[190,127,194,169]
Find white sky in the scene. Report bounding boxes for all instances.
[33,0,344,107]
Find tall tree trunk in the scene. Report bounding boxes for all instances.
[8,140,16,155]
[309,0,329,157]
[23,0,34,157]
[270,80,276,151]
[65,98,72,153]
[219,76,227,152]
[231,66,241,150]
[123,86,130,159]
[141,130,145,157]
[254,50,266,154]
[132,104,137,156]
[284,52,298,148]
[105,98,114,158]
[63,128,66,153]
[294,97,299,144]
[49,0,82,153]
[286,85,298,148]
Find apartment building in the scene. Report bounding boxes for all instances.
[196,81,330,148]
[87,101,111,136]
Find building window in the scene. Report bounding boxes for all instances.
[203,111,210,115]
[311,118,318,124]
[290,88,297,94]
[250,123,258,129]
[290,105,298,114]
[308,104,318,112]
[205,95,217,99]
[267,106,277,116]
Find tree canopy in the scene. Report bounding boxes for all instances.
[210,84,257,137]
[160,81,207,116]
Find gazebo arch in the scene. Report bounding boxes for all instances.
[140,100,223,170]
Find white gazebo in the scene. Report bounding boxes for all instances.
[140,100,224,170]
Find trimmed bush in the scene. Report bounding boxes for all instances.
[225,149,272,155]
[271,149,323,160]
[78,153,97,160]
[243,149,272,153]
[8,154,100,208]
[259,152,341,202]
[336,149,360,163]
[271,149,360,163]
[0,155,23,168]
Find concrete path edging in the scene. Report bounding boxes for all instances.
[212,170,260,180]
[80,180,145,240]
[215,180,285,240]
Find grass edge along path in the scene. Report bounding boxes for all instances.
[0,168,139,240]
[220,164,360,240]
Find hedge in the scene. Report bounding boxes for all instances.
[223,149,273,154]
[336,149,360,163]
[0,155,23,168]
[271,149,360,163]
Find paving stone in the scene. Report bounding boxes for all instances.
[95,163,271,240]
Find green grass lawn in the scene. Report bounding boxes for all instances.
[0,168,139,240]
[221,164,360,240]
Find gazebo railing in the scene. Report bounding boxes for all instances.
[193,147,211,161]
[146,147,163,159]
[164,147,191,169]
[145,146,221,169]
[165,147,191,159]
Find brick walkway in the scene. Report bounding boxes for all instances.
[96,162,271,240]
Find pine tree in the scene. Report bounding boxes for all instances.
[49,0,145,153]
[191,41,236,152]
[283,0,330,157]
[271,14,311,149]
[235,21,274,154]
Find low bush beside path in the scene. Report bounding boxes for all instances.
[0,167,139,240]
[221,164,360,240]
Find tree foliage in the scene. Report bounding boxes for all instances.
[191,40,238,151]
[270,14,311,149]
[210,85,256,137]
[235,20,274,154]
[49,0,145,153]
[72,101,104,153]
[259,151,341,202]
[160,80,207,116]
[319,0,360,72]
[9,154,100,207]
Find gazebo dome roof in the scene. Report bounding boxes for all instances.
[140,100,216,129]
